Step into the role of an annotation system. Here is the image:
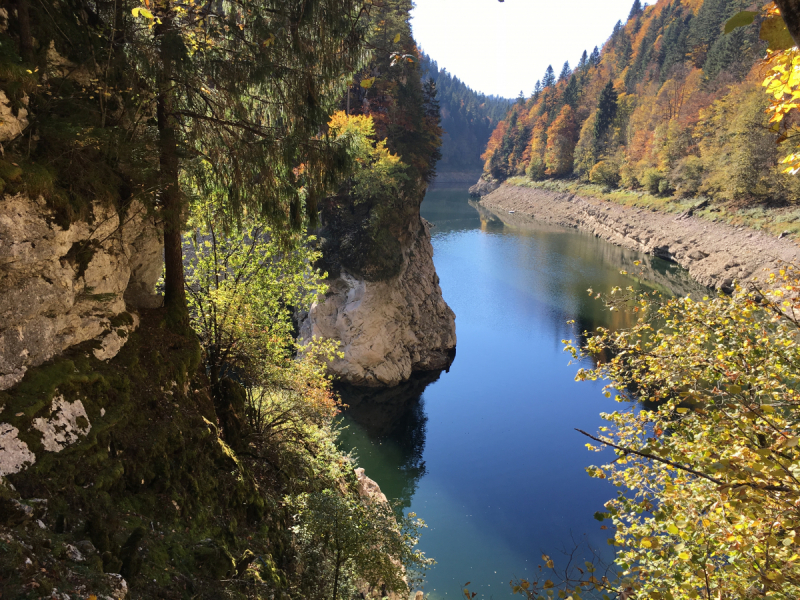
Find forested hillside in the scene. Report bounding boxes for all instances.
[419,54,511,175]
[481,0,800,205]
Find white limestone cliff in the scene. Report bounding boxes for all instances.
[300,218,456,387]
[0,194,162,390]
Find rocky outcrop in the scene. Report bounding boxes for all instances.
[355,467,389,506]
[0,90,28,144]
[480,184,800,291]
[0,194,162,390]
[300,218,456,387]
[468,176,500,197]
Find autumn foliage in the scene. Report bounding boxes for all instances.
[482,0,800,205]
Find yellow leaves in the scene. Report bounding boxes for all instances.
[762,48,800,173]
[131,6,154,19]
[678,551,691,560]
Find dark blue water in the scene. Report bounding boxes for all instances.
[337,186,703,599]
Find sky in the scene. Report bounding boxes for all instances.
[410,0,638,99]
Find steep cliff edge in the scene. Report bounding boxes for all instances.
[0,194,162,390]
[300,214,456,387]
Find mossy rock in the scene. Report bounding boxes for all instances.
[0,309,297,598]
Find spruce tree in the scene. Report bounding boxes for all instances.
[559,61,572,82]
[533,80,543,101]
[628,0,643,21]
[578,50,589,72]
[612,20,623,42]
[563,75,580,109]
[590,46,602,67]
[616,31,633,70]
[143,0,370,322]
[543,65,556,88]
[594,80,619,145]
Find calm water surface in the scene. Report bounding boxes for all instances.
[337,186,704,599]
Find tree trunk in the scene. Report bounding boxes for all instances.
[16,0,34,64]
[155,16,187,324]
[775,0,800,47]
[332,549,342,600]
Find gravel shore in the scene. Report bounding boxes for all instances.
[479,184,800,291]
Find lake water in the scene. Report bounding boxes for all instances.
[336,185,705,599]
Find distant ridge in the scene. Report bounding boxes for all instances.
[419,53,512,176]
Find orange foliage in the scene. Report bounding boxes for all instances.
[545,106,578,177]
[481,120,508,163]
[480,0,800,202]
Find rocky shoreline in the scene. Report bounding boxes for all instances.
[478,184,800,291]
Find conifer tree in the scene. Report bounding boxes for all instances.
[611,20,623,42]
[590,46,601,67]
[616,31,633,70]
[594,81,619,146]
[533,80,543,101]
[563,75,580,109]
[559,61,572,82]
[578,50,589,72]
[628,0,643,21]
[543,65,557,88]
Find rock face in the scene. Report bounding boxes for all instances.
[300,218,456,387]
[0,194,162,390]
[480,184,800,291]
[468,176,500,197]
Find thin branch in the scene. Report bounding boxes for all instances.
[575,429,794,493]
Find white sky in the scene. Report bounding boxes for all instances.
[411,0,636,99]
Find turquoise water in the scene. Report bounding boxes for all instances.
[337,186,704,599]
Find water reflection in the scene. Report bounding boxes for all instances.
[471,200,707,300]
[336,370,443,514]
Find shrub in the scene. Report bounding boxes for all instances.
[641,168,665,195]
[589,160,620,188]
[619,162,639,189]
[670,155,704,197]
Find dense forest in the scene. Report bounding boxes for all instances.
[419,54,511,174]
[481,0,800,205]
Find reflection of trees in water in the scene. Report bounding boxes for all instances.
[472,201,712,367]
[336,369,444,513]
[473,200,708,299]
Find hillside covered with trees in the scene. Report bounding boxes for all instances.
[419,54,511,175]
[481,0,800,205]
